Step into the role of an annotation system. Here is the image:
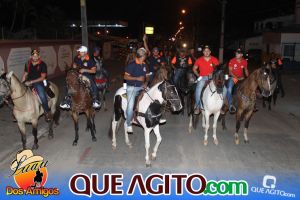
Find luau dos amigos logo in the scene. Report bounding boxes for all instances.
[6,150,59,197]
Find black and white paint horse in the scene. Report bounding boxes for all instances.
[109,81,182,167]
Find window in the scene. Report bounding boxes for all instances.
[283,44,295,57]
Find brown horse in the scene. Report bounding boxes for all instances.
[65,68,96,146]
[0,71,59,150]
[222,65,276,144]
[149,65,169,87]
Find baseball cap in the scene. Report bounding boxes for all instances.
[77,46,88,53]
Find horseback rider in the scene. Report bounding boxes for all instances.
[171,48,193,87]
[227,48,249,113]
[193,45,223,115]
[147,47,167,82]
[124,48,148,134]
[22,49,52,122]
[269,52,284,97]
[93,46,109,82]
[60,46,101,110]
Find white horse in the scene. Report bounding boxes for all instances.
[189,69,226,146]
[109,81,182,167]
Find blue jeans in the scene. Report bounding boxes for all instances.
[173,68,186,86]
[33,82,50,113]
[226,78,235,106]
[195,76,210,109]
[126,86,143,126]
[84,74,99,100]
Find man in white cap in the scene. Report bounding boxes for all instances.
[60,46,101,109]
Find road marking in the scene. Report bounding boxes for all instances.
[79,147,92,164]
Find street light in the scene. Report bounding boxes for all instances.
[181,9,186,14]
[179,21,183,25]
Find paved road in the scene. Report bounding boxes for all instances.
[0,62,299,192]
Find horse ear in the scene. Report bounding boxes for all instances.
[6,71,13,79]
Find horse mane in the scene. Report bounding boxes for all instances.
[239,68,260,92]
[149,66,168,87]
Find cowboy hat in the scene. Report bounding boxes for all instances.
[10,150,43,171]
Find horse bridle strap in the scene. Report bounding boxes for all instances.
[10,87,28,101]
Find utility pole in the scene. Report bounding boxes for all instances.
[80,0,88,48]
[219,0,227,63]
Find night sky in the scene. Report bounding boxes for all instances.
[0,0,296,41]
[56,0,295,36]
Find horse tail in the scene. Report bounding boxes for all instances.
[108,95,123,139]
[192,114,199,129]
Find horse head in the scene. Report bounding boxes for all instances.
[66,68,81,95]
[158,81,182,112]
[257,64,276,97]
[212,64,226,94]
[0,70,12,106]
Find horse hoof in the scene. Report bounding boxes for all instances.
[104,108,108,112]
[126,143,133,148]
[146,163,152,168]
[235,139,240,145]
[92,137,97,142]
[32,144,39,150]
[223,126,227,131]
[112,145,116,150]
[244,140,250,144]
[204,140,208,146]
[214,139,219,146]
[188,128,192,134]
[48,134,54,140]
[72,141,78,146]
[151,155,157,161]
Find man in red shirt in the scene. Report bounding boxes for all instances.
[227,48,249,113]
[193,45,220,114]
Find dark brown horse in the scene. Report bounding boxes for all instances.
[65,68,96,146]
[222,65,276,144]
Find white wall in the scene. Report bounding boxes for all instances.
[281,33,300,43]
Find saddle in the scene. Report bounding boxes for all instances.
[31,82,55,99]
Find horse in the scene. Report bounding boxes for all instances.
[95,60,109,111]
[65,68,97,146]
[174,67,197,116]
[109,81,182,167]
[0,71,59,150]
[262,63,281,111]
[221,65,277,144]
[196,67,226,146]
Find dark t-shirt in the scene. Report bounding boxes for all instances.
[147,56,166,73]
[125,60,147,87]
[24,60,47,81]
[74,55,96,78]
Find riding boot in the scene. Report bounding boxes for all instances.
[45,112,53,122]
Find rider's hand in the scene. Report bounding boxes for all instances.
[24,81,32,86]
[136,76,145,82]
[79,69,86,74]
[143,34,147,42]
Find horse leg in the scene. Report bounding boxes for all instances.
[111,116,118,150]
[202,111,206,129]
[234,109,243,145]
[124,121,132,148]
[72,112,79,146]
[48,119,54,139]
[144,129,152,167]
[103,89,107,111]
[17,121,27,150]
[268,96,272,111]
[188,115,193,134]
[203,111,209,146]
[151,125,162,161]
[273,91,278,106]
[31,122,39,150]
[221,114,227,130]
[86,110,96,142]
[243,110,253,144]
[262,97,266,108]
[213,112,221,145]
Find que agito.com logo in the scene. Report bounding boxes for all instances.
[6,149,59,197]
